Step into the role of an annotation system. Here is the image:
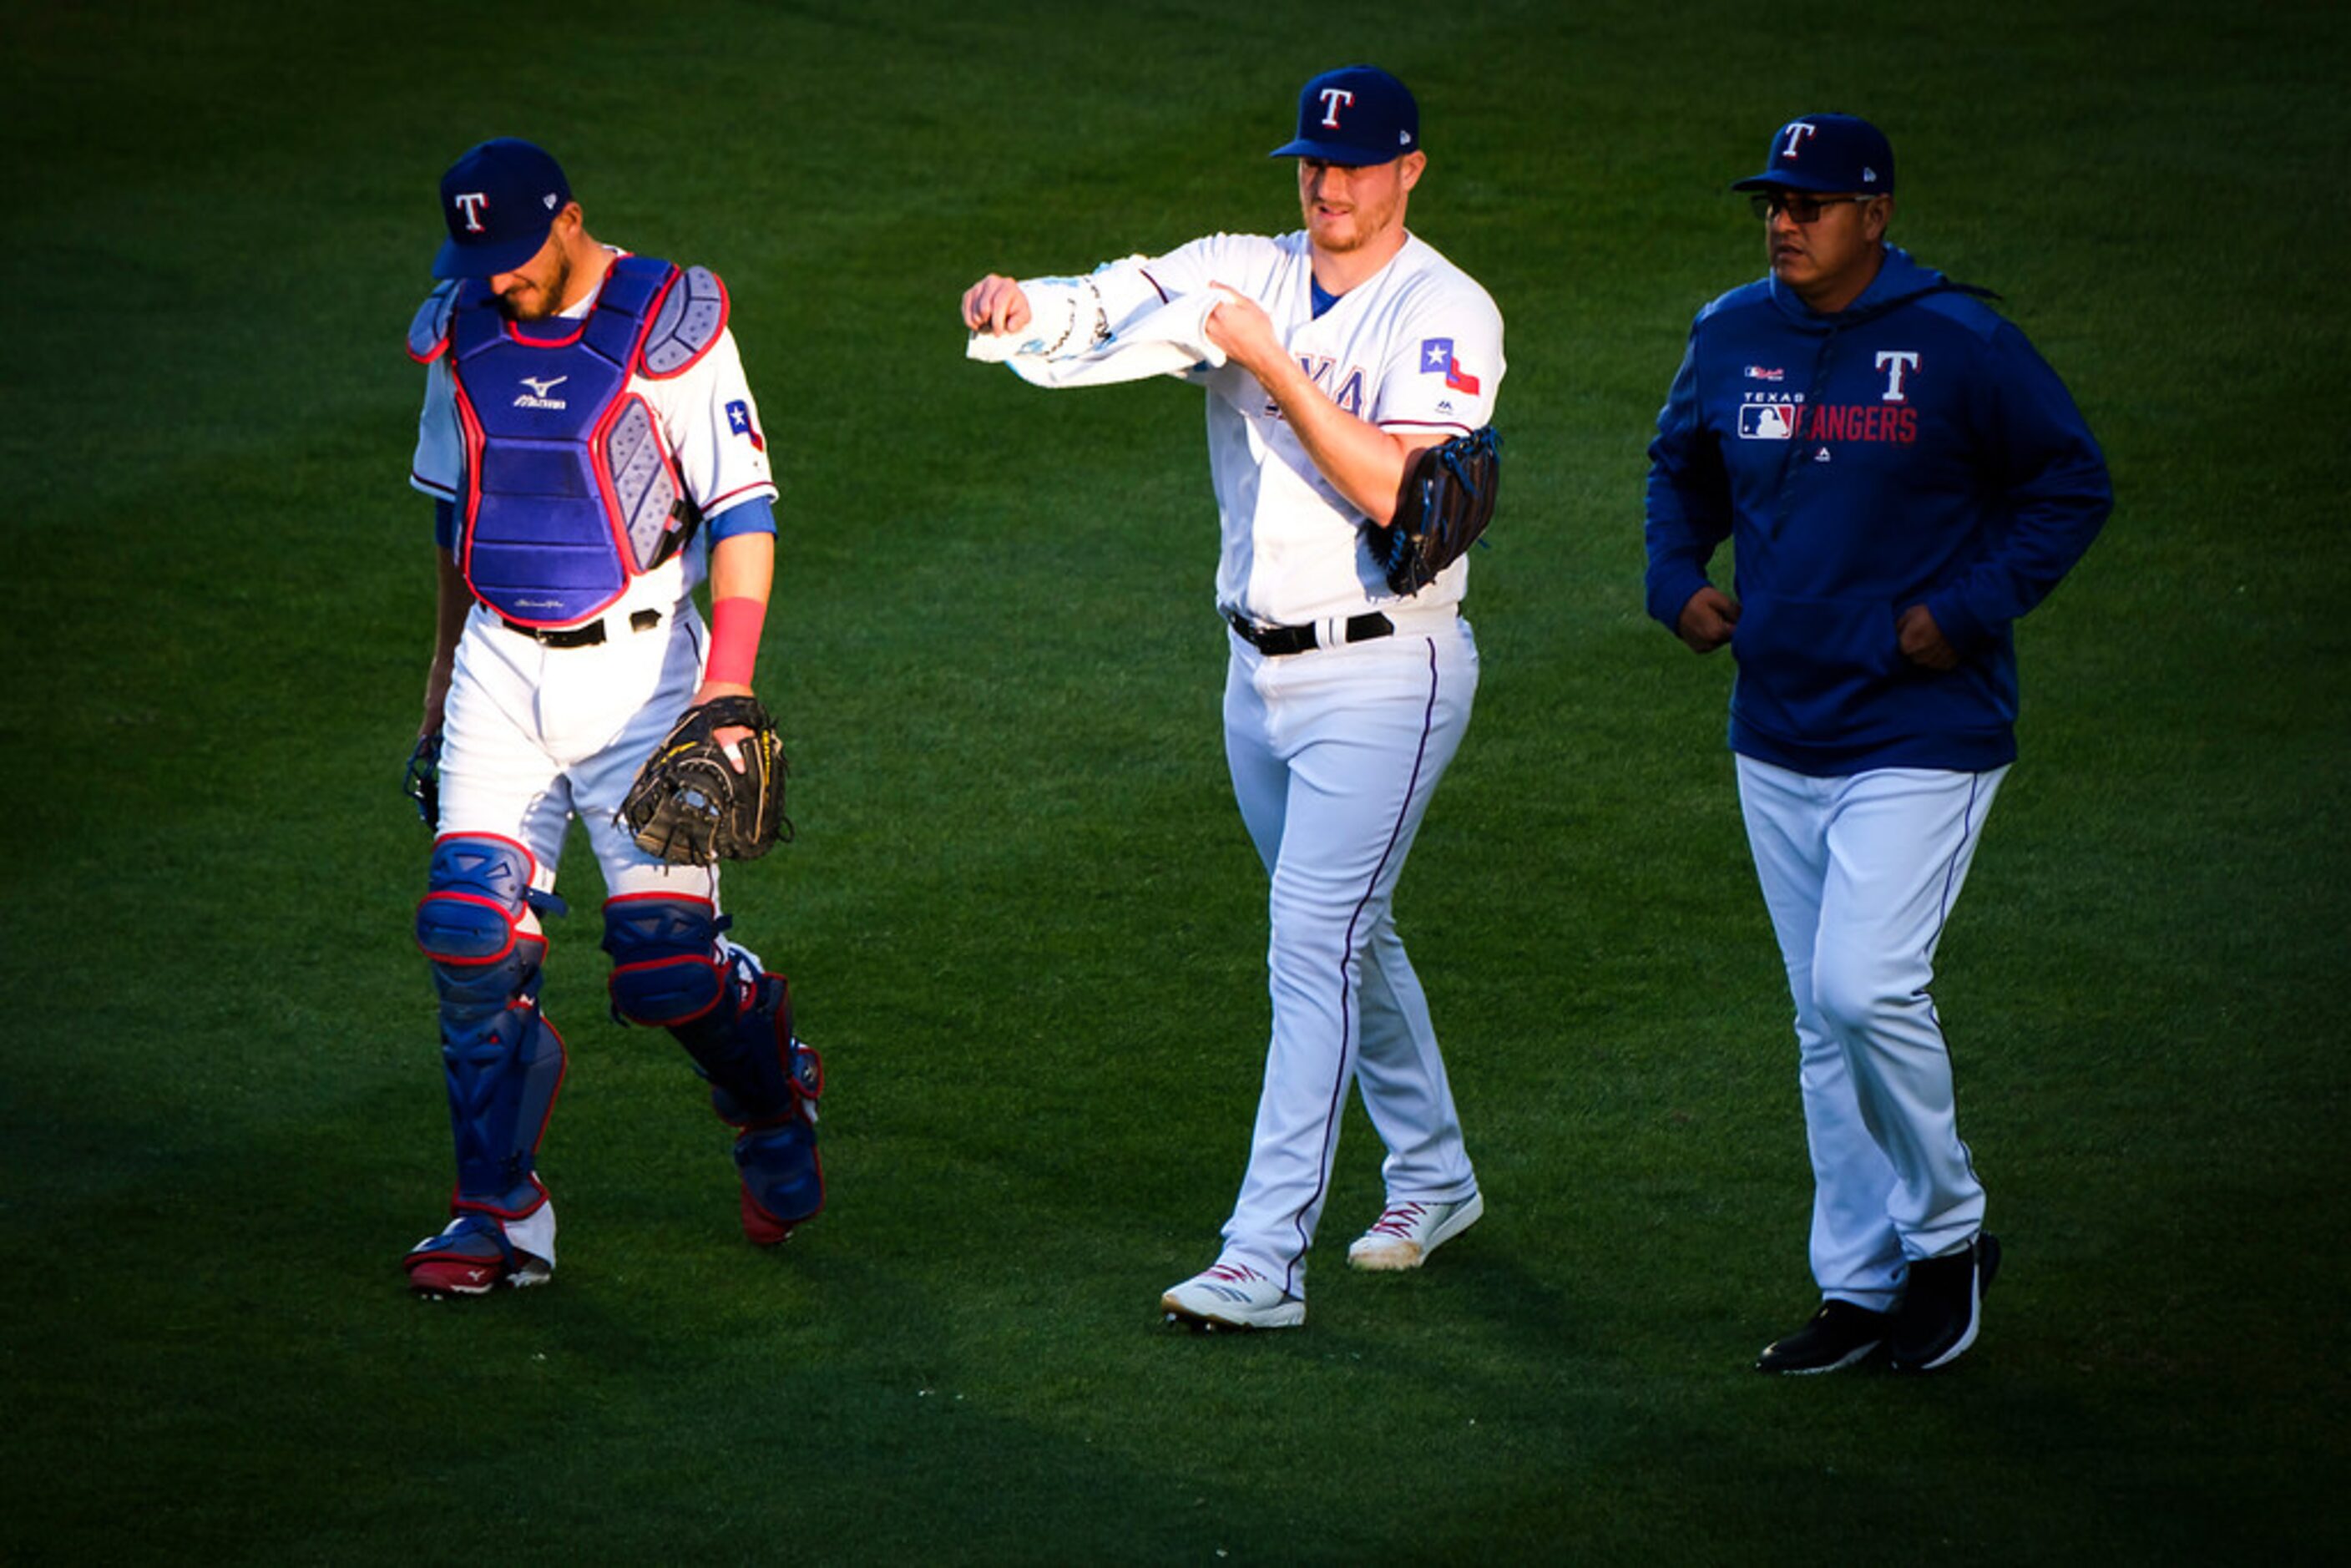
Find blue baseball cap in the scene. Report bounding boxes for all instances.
[1731,114,1895,195]
[432,139,572,280]
[1270,65,1418,166]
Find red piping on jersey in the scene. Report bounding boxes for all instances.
[700,479,776,516]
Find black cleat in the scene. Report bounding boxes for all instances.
[1889,1232,2002,1372]
[1756,1299,1893,1374]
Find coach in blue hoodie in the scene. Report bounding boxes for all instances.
[1646,114,2111,1376]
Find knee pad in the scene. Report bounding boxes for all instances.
[417,833,536,969]
[602,894,726,1028]
[417,834,564,1216]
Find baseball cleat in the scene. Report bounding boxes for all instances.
[402,1207,555,1299]
[1346,1191,1485,1271]
[1755,1299,1893,1374]
[1161,1261,1306,1331]
[1889,1232,2002,1372]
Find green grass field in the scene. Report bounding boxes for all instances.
[4,0,2345,1559]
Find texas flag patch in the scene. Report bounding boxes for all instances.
[1420,337,1481,395]
[726,398,766,452]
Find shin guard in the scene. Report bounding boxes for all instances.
[604,894,825,1240]
[416,834,565,1220]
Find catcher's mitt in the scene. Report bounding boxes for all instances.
[620,695,791,864]
[1376,425,1502,597]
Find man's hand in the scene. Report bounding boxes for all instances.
[1676,585,1741,654]
[690,678,756,773]
[962,275,1032,335]
[1204,284,1285,381]
[1898,603,1959,670]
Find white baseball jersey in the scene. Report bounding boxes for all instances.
[1034,231,1504,628]
[409,250,777,620]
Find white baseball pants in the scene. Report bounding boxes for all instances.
[1736,757,2008,1310]
[1216,616,1480,1295]
[437,598,726,922]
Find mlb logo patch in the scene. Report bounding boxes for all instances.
[1738,403,1796,440]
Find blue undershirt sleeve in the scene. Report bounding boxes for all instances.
[434,499,456,552]
[705,495,777,544]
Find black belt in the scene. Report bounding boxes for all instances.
[1227,610,1394,657]
[499,608,664,647]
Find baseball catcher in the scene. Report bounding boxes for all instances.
[1378,424,1501,597]
[621,695,791,864]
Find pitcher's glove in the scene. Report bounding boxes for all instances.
[1376,425,1501,597]
[620,696,791,864]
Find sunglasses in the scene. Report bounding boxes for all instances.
[1749,191,1878,223]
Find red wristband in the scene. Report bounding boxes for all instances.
[705,596,764,687]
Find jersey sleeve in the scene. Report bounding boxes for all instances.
[1921,321,2112,650]
[1642,321,1733,630]
[1015,235,1260,356]
[410,358,462,503]
[657,326,778,521]
[1370,276,1504,437]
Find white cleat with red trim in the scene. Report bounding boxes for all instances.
[1346,1191,1484,1272]
[1160,1259,1306,1330]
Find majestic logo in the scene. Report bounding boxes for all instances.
[1743,364,1785,382]
[1419,337,1480,394]
[453,191,490,233]
[1777,122,1818,161]
[1317,88,1356,127]
[1875,351,1920,402]
[513,374,569,410]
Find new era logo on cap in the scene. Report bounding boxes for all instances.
[1731,113,1896,195]
[1271,64,1418,167]
[432,138,572,281]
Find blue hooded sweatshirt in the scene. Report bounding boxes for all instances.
[1645,245,2112,775]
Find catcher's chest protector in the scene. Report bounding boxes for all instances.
[445,255,696,627]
